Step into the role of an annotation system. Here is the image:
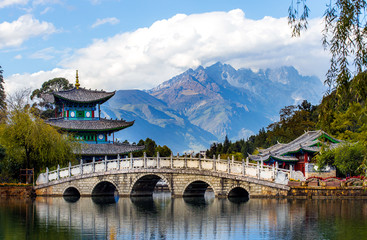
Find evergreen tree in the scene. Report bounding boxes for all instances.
[144,138,157,157]
[156,145,171,157]
[223,135,230,154]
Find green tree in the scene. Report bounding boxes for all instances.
[329,102,367,142]
[144,138,157,157]
[31,78,73,100]
[31,78,73,119]
[316,142,366,177]
[223,135,230,154]
[0,101,78,178]
[156,145,171,157]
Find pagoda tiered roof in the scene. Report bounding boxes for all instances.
[77,143,145,156]
[249,130,341,162]
[46,117,134,132]
[42,87,115,104]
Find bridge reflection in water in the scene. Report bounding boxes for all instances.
[35,195,290,239]
[3,196,367,239]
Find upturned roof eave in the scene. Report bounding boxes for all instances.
[46,118,135,132]
[60,125,133,132]
[53,91,115,104]
[281,147,319,156]
[270,156,299,162]
[75,144,145,156]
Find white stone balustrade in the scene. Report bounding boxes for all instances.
[37,154,292,185]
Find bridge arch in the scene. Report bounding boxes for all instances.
[182,179,216,197]
[130,174,172,197]
[91,180,119,196]
[227,186,250,199]
[63,186,81,196]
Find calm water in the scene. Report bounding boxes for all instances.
[1,193,367,240]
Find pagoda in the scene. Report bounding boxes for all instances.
[248,130,341,177]
[43,71,144,161]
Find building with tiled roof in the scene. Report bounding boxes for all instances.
[249,130,341,176]
[44,71,144,161]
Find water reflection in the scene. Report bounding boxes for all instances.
[63,195,80,203]
[2,196,367,239]
[91,195,119,204]
[228,196,250,204]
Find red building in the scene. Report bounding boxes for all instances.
[249,130,341,176]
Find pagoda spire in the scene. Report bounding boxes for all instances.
[75,70,80,89]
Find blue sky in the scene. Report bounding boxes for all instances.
[1,0,328,94]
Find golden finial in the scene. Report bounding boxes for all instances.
[75,70,80,89]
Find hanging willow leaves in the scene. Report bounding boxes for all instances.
[0,66,5,114]
[289,0,367,102]
[0,105,79,175]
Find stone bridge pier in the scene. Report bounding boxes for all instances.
[35,169,289,198]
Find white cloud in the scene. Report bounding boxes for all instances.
[14,54,22,59]
[0,14,56,49]
[29,47,55,60]
[89,0,102,5]
[32,0,60,5]
[5,68,74,95]
[29,47,72,60]
[91,17,120,28]
[0,0,28,8]
[5,9,329,94]
[40,6,51,14]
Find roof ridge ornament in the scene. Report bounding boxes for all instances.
[75,70,80,89]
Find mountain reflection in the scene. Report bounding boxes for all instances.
[2,197,367,239]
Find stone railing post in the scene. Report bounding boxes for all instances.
[170,153,173,169]
[218,154,221,172]
[104,156,108,171]
[227,157,230,174]
[57,165,60,180]
[68,162,71,177]
[143,152,147,168]
[177,153,180,168]
[257,161,260,179]
[246,157,249,168]
[242,159,245,175]
[290,165,293,179]
[260,159,263,169]
[157,152,160,169]
[46,167,49,183]
[129,153,133,169]
[117,154,120,170]
[232,155,234,163]
[80,160,83,175]
[184,153,187,168]
[92,157,95,173]
[199,153,202,171]
[213,155,216,171]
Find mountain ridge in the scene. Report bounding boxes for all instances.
[101,62,325,153]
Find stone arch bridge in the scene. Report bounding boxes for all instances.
[35,154,292,198]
